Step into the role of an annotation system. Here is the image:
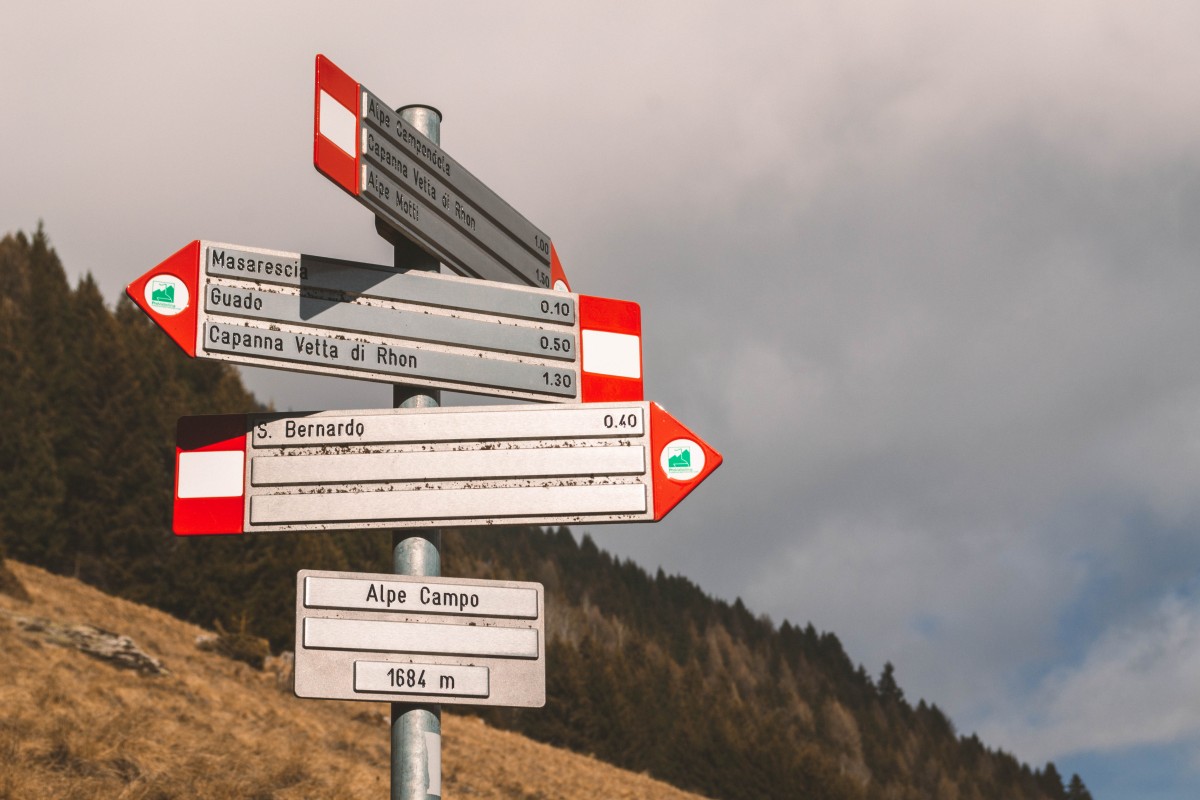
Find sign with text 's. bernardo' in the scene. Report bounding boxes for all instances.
[125,240,642,403]
[173,402,721,535]
[314,54,566,291]
[295,570,545,707]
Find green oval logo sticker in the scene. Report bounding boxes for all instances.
[145,274,189,316]
[660,438,704,482]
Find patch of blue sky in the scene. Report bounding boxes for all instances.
[1057,738,1200,800]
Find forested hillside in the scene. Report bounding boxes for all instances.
[0,228,1092,800]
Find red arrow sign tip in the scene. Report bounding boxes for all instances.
[649,403,723,521]
[549,242,571,293]
[126,241,201,357]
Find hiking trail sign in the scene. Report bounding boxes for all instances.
[125,240,641,403]
[294,570,545,707]
[314,54,568,291]
[172,402,722,535]
[126,52,726,800]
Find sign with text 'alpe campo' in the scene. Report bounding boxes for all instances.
[125,240,642,403]
[172,402,722,535]
[294,570,545,707]
[314,54,569,291]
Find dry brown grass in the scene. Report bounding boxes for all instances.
[0,561,707,799]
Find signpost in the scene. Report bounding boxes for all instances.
[128,53,725,800]
[126,240,642,403]
[172,402,721,535]
[314,54,568,291]
[294,570,545,708]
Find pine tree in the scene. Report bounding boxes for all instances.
[880,661,905,705]
[1038,761,1067,799]
[1066,773,1093,800]
[0,231,65,562]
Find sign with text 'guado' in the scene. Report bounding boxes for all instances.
[172,402,722,535]
[314,54,569,291]
[126,240,642,403]
[295,570,545,707]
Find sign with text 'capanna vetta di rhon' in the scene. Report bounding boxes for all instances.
[126,240,642,403]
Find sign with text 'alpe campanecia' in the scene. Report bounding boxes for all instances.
[172,402,722,535]
[314,54,568,291]
[125,240,642,403]
[294,570,545,707]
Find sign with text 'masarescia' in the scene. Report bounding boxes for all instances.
[173,402,721,535]
[314,54,569,291]
[126,240,642,403]
[294,570,545,707]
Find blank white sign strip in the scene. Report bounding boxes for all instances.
[252,446,646,486]
[251,483,646,525]
[305,617,538,658]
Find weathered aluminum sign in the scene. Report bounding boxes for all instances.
[125,240,642,403]
[314,54,567,291]
[295,570,545,707]
[172,402,722,535]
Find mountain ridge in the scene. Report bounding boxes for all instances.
[0,227,1091,799]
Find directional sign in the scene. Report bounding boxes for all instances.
[172,402,722,535]
[126,240,641,403]
[314,54,569,291]
[294,570,545,707]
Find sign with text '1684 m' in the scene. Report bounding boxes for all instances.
[126,240,641,403]
[173,402,721,535]
[314,54,567,291]
[295,570,545,707]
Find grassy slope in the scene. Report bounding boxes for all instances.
[0,561,707,800]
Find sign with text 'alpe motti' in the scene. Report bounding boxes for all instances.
[314,54,568,291]
[295,570,545,707]
[125,240,641,403]
[172,402,722,535]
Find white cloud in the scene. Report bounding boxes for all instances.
[980,586,1200,761]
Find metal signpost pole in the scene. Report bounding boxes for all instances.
[387,104,443,800]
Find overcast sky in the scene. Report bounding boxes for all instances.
[4,3,1200,797]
